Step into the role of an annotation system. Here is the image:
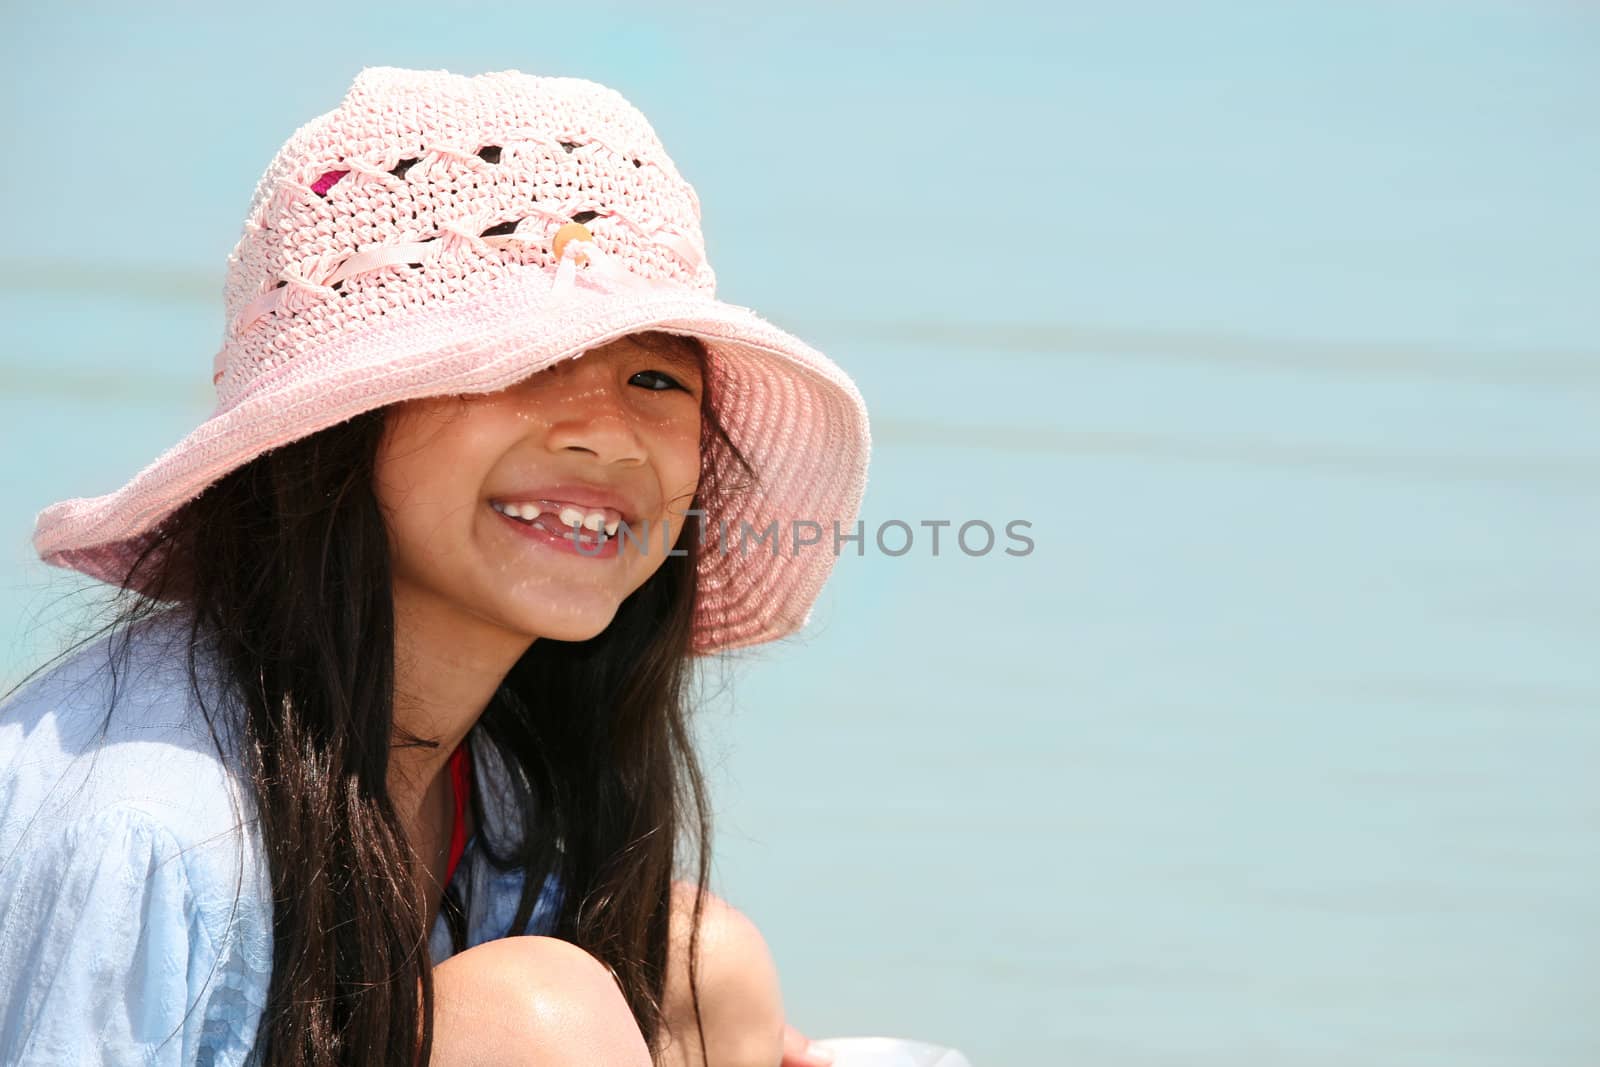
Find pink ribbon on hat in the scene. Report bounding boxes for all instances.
[212,218,700,386]
[551,228,654,298]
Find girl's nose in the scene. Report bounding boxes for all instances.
[540,371,649,466]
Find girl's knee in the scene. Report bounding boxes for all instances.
[662,884,787,1067]
[432,935,650,1067]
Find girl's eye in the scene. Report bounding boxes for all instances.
[630,369,689,393]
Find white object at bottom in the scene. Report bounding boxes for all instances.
[809,1036,974,1067]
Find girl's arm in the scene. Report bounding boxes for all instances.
[659,881,834,1067]
[0,804,267,1066]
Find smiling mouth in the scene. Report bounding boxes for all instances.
[489,500,613,546]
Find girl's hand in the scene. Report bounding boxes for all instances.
[781,1022,836,1066]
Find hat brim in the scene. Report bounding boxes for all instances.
[32,267,871,654]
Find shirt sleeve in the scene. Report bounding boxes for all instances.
[0,803,263,1066]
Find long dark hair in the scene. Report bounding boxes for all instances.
[38,332,754,1065]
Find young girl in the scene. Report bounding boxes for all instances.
[0,67,869,1066]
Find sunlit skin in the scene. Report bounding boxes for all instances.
[378,331,704,672]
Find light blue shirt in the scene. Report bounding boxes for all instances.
[0,613,561,1065]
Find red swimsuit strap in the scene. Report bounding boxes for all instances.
[444,740,473,888]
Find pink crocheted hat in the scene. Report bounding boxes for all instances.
[32,66,871,654]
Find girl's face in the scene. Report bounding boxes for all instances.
[374,332,704,646]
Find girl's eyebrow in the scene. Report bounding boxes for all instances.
[633,336,704,372]
[655,346,699,368]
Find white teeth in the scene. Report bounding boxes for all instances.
[495,500,621,538]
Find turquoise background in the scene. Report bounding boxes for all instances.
[2,3,1597,1064]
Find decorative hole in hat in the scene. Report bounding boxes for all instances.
[311,169,348,197]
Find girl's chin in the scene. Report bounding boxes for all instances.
[493,601,622,645]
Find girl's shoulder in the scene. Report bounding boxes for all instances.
[0,611,274,1062]
[1,609,254,855]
